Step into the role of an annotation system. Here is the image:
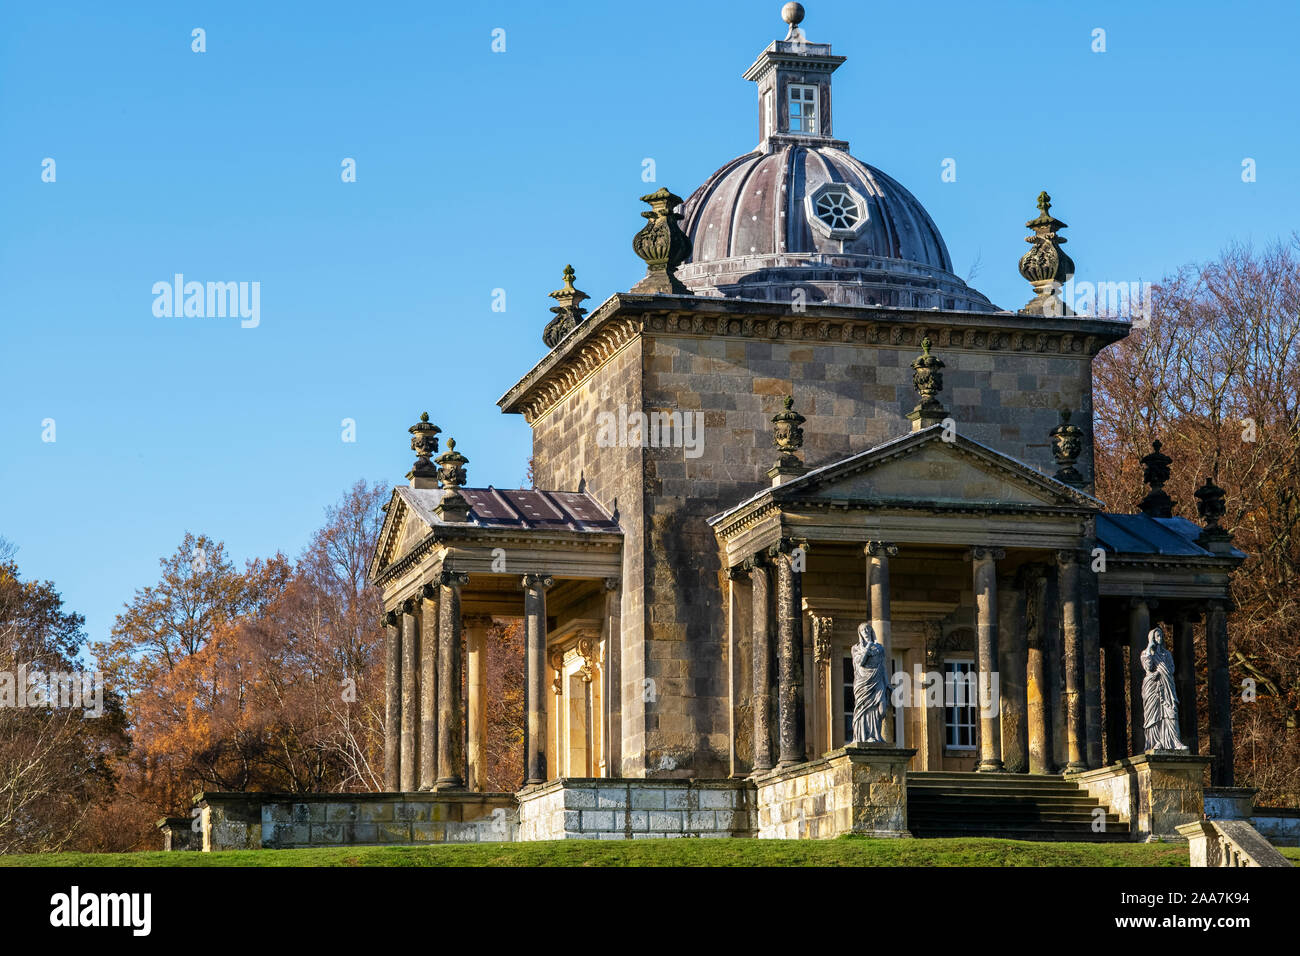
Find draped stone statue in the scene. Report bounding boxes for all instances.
[852,623,890,744]
[1141,626,1188,752]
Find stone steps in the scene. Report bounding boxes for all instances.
[907,771,1129,842]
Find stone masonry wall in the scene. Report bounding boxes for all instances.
[517,779,754,839]
[197,792,517,850]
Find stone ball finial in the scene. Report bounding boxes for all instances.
[782,2,805,26]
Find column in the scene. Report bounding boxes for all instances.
[1057,550,1087,773]
[464,614,493,792]
[998,577,1028,773]
[602,578,621,777]
[969,548,1005,772]
[865,541,898,745]
[773,539,806,769]
[1128,597,1153,754]
[1174,607,1199,755]
[1081,559,1104,769]
[400,599,419,792]
[435,570,469,790]
[1205,600,1234,787]
[1022,566,1053,773]
[521,573,553,785]
[383,609,401,790]
[1103,629,1127,764]
[811,615,835,755]
[749,554,774,773]
[419,583,439,790]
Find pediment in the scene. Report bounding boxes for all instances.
[777,429,1099,512]
[369,491,433,581]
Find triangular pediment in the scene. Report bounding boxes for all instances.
[369,490,433,580]
[773,428,1100,512]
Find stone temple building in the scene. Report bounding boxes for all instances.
[185,6,1286,851]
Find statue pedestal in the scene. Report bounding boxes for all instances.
[753,746,916,839]
[1070,752,1210,842]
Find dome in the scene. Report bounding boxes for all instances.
[674,10,996,312]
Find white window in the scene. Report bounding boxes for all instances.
[787,83,818,134]
[943,659,977,749]
[763,89,774,139]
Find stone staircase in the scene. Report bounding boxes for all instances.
[907,771,1130,842]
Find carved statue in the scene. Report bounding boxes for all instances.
[1141,626,1188,752]
[851,623,890,744]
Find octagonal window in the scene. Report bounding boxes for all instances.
[814,188,860,231]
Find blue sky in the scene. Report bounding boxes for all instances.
[1,0,1297,647]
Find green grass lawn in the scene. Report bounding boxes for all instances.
[0,837,1206,867]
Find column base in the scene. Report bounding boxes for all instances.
[434,777,465,791]
[976,759,1006,772]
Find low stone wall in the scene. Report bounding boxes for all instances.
[157,817,200,851]
[753,746,915,839]
[1071,754,1209,842]
[517,778,755,839]
[1204,787,1259,820]
[196,792,518,850]
[1250,808,1300,847]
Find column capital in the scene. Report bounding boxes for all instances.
[437,570,470,587]
[1204,597,1235,614]
[768,536,808,558]
[1056,548,1086,565]
[1128,595,1158,610]
[726,563,750,581]
[743,551,770,571]
[420,581,439,601]
[603,576,621,591]
[967,547,1006,562]
[864,541,899,557]
[462,613,495,629]
[384,609,400,627]
[401,597,418,614]
[520,573,554,590]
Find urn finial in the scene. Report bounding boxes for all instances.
[1049,409,1086,487]
[1018,191,1076,317]
[407,411,442,488]
[1138,439,1175,517]
[542,264,590,348]
[767,395,807,486]
[1194,475,1231,552]
[631,187,692,295]
[907,336,949,431]
[433,438,472,521]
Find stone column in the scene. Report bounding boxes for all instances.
[464,614,493,791]
[400,599,419,792]
[1103,634,1127,764]
[1022,566,1053,773]
[999,577,1029,773]
[1175,607,1200,755]
[773,539,806,769]
[969,548,1005,772]
[1057,550,1087,773]
[435,570,469,790]
[521,573,553,785]
[811,615,835,755]
[1128,597,1154,754]
[383,609,401,790]
[865,542,898,744]
[419,583,439,790]
[1205,600,1234,787]
[602,577,621,777]
[749,554,774,773]
[1081,552,1104,769]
